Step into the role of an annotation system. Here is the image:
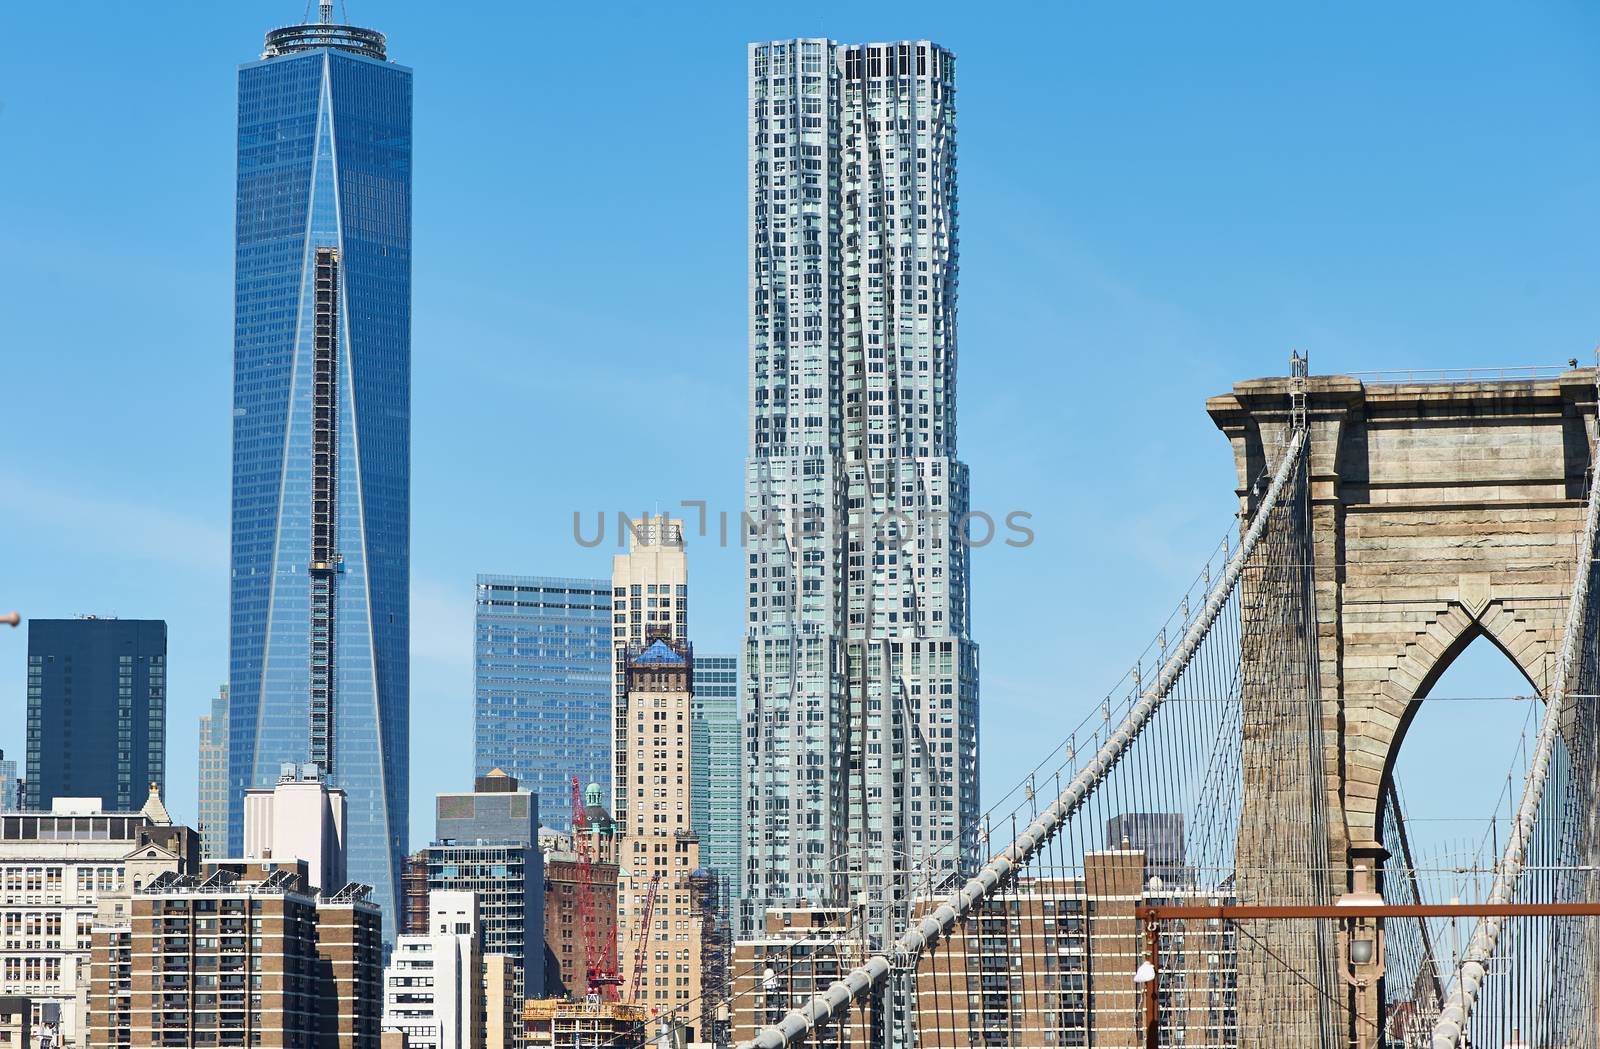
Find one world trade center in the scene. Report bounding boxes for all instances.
[228,4,411,936]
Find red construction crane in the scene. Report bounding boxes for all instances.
[571,775,621,1000]
[628,871,662,1002]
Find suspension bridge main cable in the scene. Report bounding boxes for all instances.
[741,426,1311,1049]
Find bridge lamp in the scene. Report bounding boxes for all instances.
[1335,865,1386,980]
[1336,863,1386,1048]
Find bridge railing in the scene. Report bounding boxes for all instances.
[1347,365,1573,385]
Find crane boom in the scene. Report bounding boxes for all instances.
[629,871,662,1003]
[571,775,620,1000]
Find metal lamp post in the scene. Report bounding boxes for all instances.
[1336,865,1386,1049]
[1133,954,1158,1049]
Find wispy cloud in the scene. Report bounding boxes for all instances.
[0,472,226,572]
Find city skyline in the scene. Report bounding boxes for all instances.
[6,7,1600,1046]
[2,0,1593,866]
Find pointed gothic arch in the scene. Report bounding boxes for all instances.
[1375,606,1544,839]
[1211,369,1595,875]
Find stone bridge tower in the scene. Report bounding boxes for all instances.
[1209,368,1597,885]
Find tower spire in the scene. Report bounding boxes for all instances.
[319,0,334,23]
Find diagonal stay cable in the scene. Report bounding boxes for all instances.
[1229,920,1382,1036]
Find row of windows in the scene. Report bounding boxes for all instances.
[0,957,60,982]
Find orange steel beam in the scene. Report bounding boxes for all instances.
[1140,902,1600,922]
[1136,900,1600,1047]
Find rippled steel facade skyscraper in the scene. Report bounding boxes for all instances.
[228,13,411,937]
[744,39,978,936]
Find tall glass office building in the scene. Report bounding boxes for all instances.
[474,576,612,830]
[744,40,979,931]
[691,655,741,928]
[228,11,412,936]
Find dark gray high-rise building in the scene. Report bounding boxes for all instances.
[1107,812,1192,887]
[0,751,17,813]
[25,618,166,811]
[427,770,545,1034]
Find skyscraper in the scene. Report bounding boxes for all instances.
[197,685,229,857]
[744,40,979,927]
[0,751,17,813]
[691,654,741,926]
[474,575,612,830]
[615,639,715,1031]
[428,771,545,1040]
[609,515,688,829]
[25,618,167,812]
[228,8,412,936]
[1106,812,1193,887]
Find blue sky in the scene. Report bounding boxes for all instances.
[2,1,1597,853]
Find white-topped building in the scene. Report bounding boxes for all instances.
[243,761,347,894]
[382,890,484,1049]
